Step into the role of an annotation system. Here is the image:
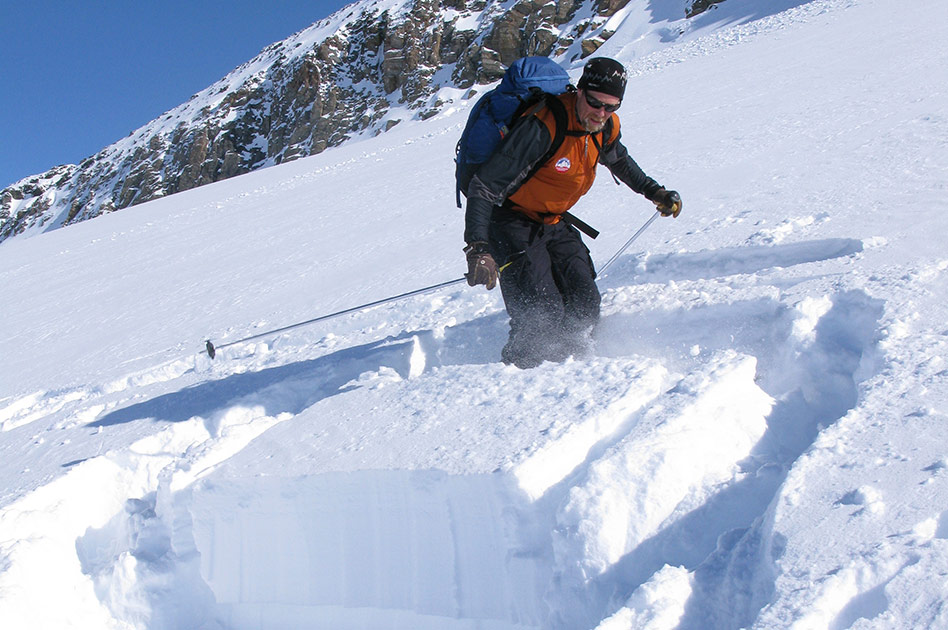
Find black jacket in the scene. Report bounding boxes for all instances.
[464,109,663,244]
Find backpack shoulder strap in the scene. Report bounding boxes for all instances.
[588,117,613,154]
[589,117,622,186]
[522,93,570,183]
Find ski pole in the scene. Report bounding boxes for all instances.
[596,210,660,279]
[205,276,466,359]
[205,211,659,358]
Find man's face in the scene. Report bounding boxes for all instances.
[576,89,621,133]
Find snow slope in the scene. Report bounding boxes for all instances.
[2,0,947,628]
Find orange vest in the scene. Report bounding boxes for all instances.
[508,92,620,224]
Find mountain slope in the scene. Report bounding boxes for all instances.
[1,0,947,628]
[0,0,820,243]
[0,0,636,241]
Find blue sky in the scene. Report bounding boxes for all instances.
[0,1,354,189]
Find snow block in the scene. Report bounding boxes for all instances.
[554,350,773,581]
[185,470,547,629]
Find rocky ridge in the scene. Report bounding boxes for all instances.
[1,0,719,242]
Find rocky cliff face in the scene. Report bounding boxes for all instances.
[1,0,706,242]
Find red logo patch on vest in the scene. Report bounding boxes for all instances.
[554,157,571,173]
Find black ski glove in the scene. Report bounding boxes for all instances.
[652,189,682,218]
[464,242,498,290]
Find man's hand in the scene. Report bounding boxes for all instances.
[653,189,682,218]
[464,242,498,290]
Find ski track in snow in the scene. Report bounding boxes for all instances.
[2,0,948,628]
[0,210,895,629]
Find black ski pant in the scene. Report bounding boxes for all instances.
[487,208,600,368]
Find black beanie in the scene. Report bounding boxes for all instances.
[577,57,628,100]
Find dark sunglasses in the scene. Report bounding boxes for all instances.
[583,91,621,113]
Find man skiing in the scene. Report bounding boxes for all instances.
[463,57,682,368]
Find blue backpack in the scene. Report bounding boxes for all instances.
[455,57,573,208]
